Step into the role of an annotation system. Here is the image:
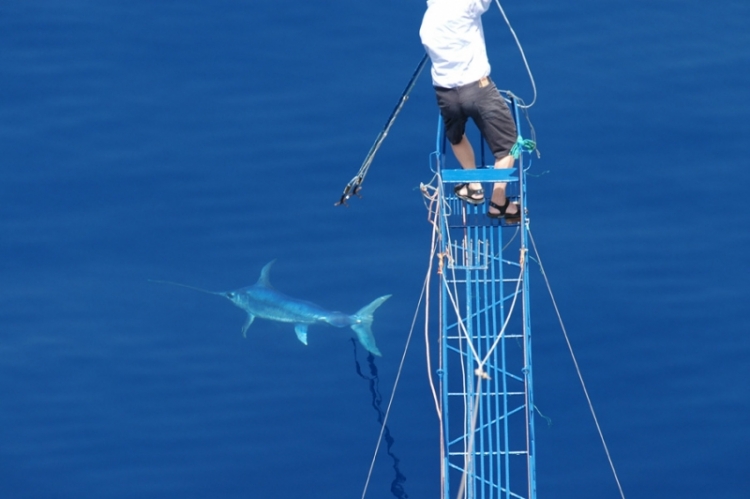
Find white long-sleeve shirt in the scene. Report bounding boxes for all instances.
[419,0,493,88]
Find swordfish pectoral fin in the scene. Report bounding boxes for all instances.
[242,313,256,338]
[294,324,309,346]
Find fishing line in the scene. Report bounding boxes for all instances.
[148,279,222,296]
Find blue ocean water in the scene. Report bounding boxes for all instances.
[1,1,749,498]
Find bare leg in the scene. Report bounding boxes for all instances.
[488,155,519,216]
[451,134,482,194]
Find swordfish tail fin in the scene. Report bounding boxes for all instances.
[350,295,391,357]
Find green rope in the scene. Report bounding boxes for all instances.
[510,137,536,159]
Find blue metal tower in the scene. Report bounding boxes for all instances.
[429,95,537,499]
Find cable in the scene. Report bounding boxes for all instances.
[360,250,435,499]
[420,173,528,499]
[528,228,627,499]
[493,0,538,108]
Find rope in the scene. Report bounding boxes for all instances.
[510,138,536,159]
[455,375,483,499]
[429,177,524,377]
[493,0,537,108]
[528,227,628,499]
[421,173,453,496]
[421,152,626,499]
[420,173,528,499]
[479,264,523,368]
[423,200,444,417]
[360,231,438,499]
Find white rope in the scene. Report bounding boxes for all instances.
[359,258,432,499]
[421,177,448,495]
[421,174,529,499]
[419,174,444,418]
[424,207,443,417]
[434,190,525,376]
[451,265,521,499]
[360,180,448,499]
[443,260,483,364]
[493,0,537,108]
[423,176,483,373]
[455,375,483,499]
[480,263,523,367]
[528,227,627,499]
[427,178,471,499]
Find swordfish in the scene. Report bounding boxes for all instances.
[152,260,391,356]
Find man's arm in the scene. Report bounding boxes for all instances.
[475,0,493,15]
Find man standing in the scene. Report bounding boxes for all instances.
[420,0,519,221]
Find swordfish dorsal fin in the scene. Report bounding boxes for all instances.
[257,259,277,288]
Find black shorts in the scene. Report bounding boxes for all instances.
[434,77,517,159]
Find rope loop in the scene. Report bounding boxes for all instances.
[510,138,536,159]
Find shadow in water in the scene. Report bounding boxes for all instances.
[351,339,408,499]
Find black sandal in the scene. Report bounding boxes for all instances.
[454,183,484,205]
[487,199,521,223]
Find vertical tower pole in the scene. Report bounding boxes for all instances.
[432,96,536,499]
